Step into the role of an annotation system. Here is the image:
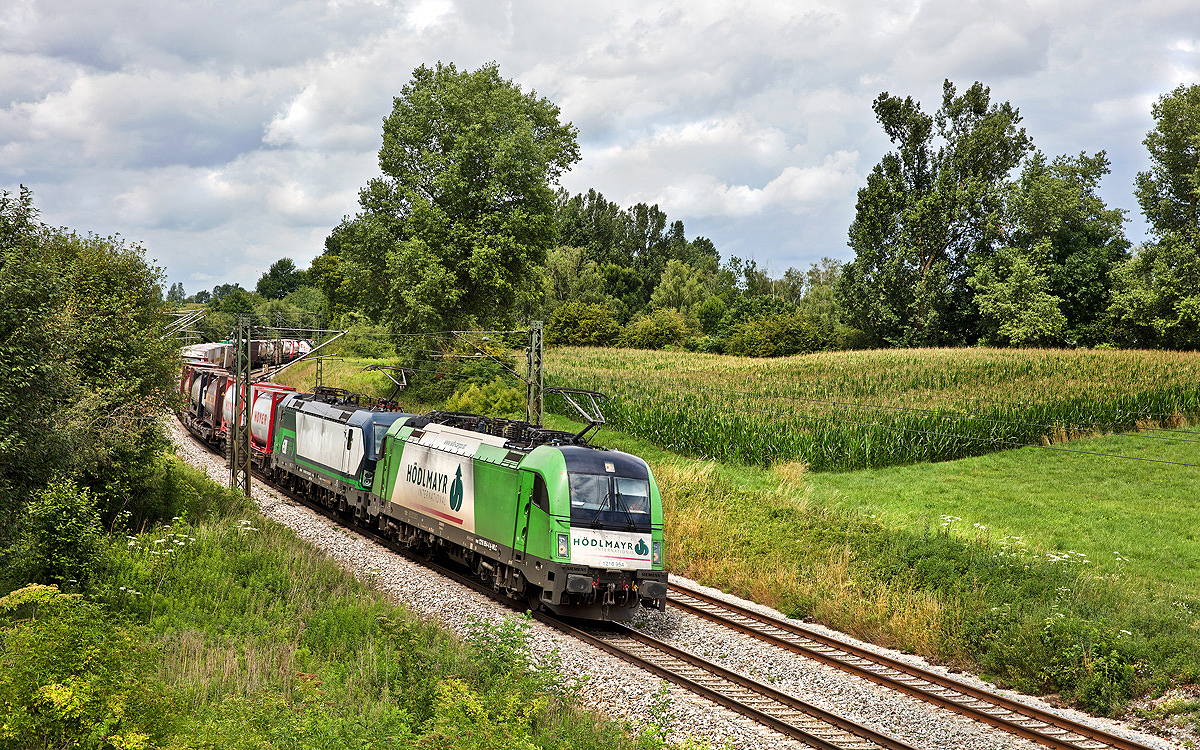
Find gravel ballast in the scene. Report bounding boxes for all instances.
[168,420,1178,750]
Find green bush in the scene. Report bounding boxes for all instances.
[445,377,526,416]
[547,302,620,347]
[7,479,104,591]
[716,295,797,334]
[0,584,173,749]
[332,320,395,358]
[1037,616,1138,715]
[723,310,834,357]
[619,308,691,350]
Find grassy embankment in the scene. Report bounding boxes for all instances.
[0,458,679,750]
[273,345,1200,714]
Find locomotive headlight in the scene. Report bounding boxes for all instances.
[652,541,662,565]
[557,533,570,558]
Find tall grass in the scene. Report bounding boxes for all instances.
[549,347,1200,470]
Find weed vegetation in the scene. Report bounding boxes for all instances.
[547,346,1200,470]
[0,457,697,750]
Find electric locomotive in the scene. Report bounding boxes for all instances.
[268,388,414,518]
[371,414,668,620]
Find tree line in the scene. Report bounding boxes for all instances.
[177,65,1200,354]
[1,186,182,589]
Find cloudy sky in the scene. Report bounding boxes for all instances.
[2,1,1196,294]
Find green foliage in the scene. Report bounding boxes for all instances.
[1001,152,1129,345]
[1111,84,1200,349]
[1,187,176,554]
[723,311,835,357]
[338,61,580,333]
[306,243,357,321]
[166,282,186,305]
[694,296,726,334]
[1037,617,1137,715]
[255,257,305,300]
[0,584,173,750]
[1135,83,1200,245]
[649,259,707,317]
[547,301,620,347]
[7,479,104,591]
[330,318,395,358]
[444,377,526,416]
[838,80,1032,347]
[619,308,691,349]
[716,295,797,334]
[541,245,609,317]
[970,245,1067,347]
[0,188,71,535]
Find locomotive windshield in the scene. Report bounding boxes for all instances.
[568,473,652,531]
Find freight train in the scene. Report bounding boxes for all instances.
[178,340,310,452]
[178,347,668,621]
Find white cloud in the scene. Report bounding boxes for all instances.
[2,0,1195,289]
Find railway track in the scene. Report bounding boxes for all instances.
[553,618,916,750]
[667,584,1155,750]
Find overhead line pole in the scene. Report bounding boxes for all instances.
[526,321,544,426]
[230,317,252,497]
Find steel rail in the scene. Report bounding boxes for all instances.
[669,583,1154,750]
[545,618,917,750]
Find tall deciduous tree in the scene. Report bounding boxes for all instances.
[837,80,1032,346]
[1111,84,1200,348]
[1,187,176,549]
[255,257,305,300]
[970,151,1129,346]
[338,62,580,332]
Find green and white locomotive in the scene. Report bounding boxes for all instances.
[267,392,667,621]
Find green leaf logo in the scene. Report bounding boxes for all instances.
[449,466,464,511]
[635,539,649,556]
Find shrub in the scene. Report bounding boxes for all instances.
[716,295,798,334]
[723,311,834,357]
[0,584,173,749]
[6,479,104,590]
[445,377,526,416]
[547,302,620,347]
[619,308,691,350]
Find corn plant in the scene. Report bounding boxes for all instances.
[547,347,1200,470]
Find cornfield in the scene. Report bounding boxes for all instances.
[546,347,1200,471]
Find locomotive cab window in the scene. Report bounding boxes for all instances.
[568,473,651,531]
[373,423,389,457]
[532,473,550,513]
